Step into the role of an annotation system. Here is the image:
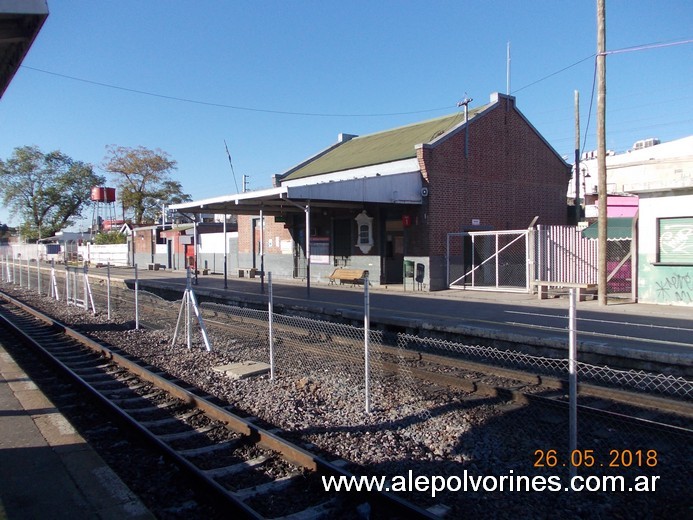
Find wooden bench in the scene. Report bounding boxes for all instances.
[328,268,370,286]
[147,263,166,271]
[238,268,257,278]
[533,280,597,301]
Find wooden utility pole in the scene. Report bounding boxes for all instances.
[597,0,608,305]
[574,90,581,225]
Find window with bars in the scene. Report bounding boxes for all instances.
[657,216,693,264]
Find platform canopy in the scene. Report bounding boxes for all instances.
[169,169,423,216]
[0,0,48,99]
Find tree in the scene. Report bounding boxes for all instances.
[0,146,105,240]
[92,230,127,245]
[102,146,191,225]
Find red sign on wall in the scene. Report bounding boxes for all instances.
[402,215,412,227]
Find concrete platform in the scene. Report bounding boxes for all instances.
[0,345,154,519]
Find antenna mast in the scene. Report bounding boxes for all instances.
[506,41,511,94]
[224,140,240,194]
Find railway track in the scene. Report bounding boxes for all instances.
[0,291,435,519]
[3,283,692,517]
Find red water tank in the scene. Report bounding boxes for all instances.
[103,187,116,202]
[90,187,105,202]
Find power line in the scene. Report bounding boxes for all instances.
[513,54,596,94]
[602,38,693,56]
[20,65,454,117]
[20,36,692,118]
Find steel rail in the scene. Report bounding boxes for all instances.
[0,290,436,519]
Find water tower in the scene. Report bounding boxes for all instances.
[90,186,117,235]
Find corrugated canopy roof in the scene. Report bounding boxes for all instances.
[282,106,488,181]
[0,1,48,99]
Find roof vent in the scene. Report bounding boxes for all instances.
[338,133,357,143]
[632,138,660,151]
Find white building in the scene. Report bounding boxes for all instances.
[569,135,693,218]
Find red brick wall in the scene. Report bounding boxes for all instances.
[133,228,154,254]
[419,95,569,256]
[237,214,293,254]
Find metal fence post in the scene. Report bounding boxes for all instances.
[36,255,41,295]
[82,263,88,310]
[50,260,59,300]
[107,262,111,320]
[268,272,275,380]
[135,264,139,330]
[364,273,371,413]
[568,288,578,480]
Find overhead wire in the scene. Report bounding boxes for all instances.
[20,65,455,117]
[20,37,691,127]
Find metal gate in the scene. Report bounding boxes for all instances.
[447,230,531,292]
[447,225,633,295]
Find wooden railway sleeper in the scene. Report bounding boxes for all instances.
[157,424,222,442]
[232,473,301,501]
[203,455,269,479]
[177,439,242,457]
[100,383,149,396]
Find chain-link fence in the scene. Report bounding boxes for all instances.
[2,258,691,513]
[2,258,691,403]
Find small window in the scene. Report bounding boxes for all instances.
[359,225,369,244]
[657,217,693,264]
[354,210,374,254]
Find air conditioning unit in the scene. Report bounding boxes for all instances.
[633,138,660,151]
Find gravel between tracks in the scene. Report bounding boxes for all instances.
[3,285,690,519]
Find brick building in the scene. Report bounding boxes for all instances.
[172,93,569,290]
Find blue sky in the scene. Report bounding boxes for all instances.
[1,0,691,228]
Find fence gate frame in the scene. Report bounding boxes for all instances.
[446,228,533,292]
[447,222,633,296]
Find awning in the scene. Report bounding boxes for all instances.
[581,217,633,240]
[170,171,423,216]
[1,1,49,99]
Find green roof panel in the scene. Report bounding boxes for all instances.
[282,106,488,181]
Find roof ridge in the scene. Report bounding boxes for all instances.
[349,103,490,141]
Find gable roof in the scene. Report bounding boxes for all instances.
[281,104,490,181]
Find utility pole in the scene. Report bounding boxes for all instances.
[597,0,607,305]
[506,42,511,95]
[574,90,581,225]
[457,95,473,157]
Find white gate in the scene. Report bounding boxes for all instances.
[447,224,619,293]
[447,229,531,292]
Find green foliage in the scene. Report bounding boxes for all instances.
[102,145,191,225]
[92,231,127,245]
[0,146,105,240]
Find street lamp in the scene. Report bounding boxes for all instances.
[581,167,591,217]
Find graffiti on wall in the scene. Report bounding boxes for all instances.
[655,271,693,304]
